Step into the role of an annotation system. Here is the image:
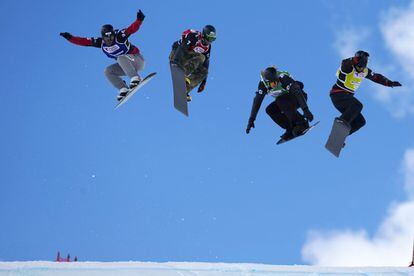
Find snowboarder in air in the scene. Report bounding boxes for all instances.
[246,66,314,142]
[169,25,216,102]
[330,50,402,136]
[60,10,146,101]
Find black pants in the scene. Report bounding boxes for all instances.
[266,92,307,131]
[330,92,366,134]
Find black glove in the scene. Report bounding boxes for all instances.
[197,79,206,93]
[389,81,402,87]
[60,32,73,40]
[137,9,145,21]
[246,118,255,134]
[303,108,314,122]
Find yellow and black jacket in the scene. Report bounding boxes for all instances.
[331,58,392,94]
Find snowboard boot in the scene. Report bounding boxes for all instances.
[129,76,141,90]
[117,87,129,101]
[292,120,310,136]
[280,129,294,141]
[186,93,192,102]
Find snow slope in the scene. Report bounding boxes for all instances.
[0,261,413,276]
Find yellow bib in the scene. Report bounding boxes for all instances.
[336,67,368,92]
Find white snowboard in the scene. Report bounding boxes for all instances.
[115,72,157,109]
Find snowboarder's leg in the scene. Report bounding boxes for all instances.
[265,101,289,129]
[292,91,310,135]
[183,53,205,75]
[186,66,208,92]
[292,114,309,136]
[117,54,145,89]
[341,97,363,124]
[104,63,128,89]
[276,94,301,131]
[330,93,364,135]
[178,53,206,94]
[350,113,366,134]
[266,100,294,140]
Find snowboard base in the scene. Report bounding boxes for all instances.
[170,63,189,117]
[325,118,351,157]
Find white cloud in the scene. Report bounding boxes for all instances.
[377,1,414,117]
[370,83,414,118]
[302,149,414,266]
[332,28,370,59]
[380,2,414,78]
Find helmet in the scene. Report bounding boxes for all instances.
[202,25,216,42]
[261,66,279,83]
[353,50,369,68]
[101,24,115,38]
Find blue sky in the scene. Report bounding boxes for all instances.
[0,0,413,265]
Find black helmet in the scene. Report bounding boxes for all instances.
[202,25,216,42]
[261,66,279,83]
[101,24,115,38]
[353,50,369,68]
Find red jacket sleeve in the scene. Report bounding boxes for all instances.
[68,36,101,48]
[125,19,143,36]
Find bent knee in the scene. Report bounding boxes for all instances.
[104,67,113,76]
[355,100,363,112]
[266,103,276,115]
[360,116,366,127]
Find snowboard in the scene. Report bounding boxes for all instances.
[170,63,188,117]
[115,72,157,109]
[325,118,351,157]
[276,121,320,145]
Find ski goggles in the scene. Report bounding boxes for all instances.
[204,32,216,42]
[264,80,278,88]
[102,32,115,43]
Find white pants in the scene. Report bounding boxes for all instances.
[104,54,145,89]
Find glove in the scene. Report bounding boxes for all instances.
[389,81,402,87]
[246,118,255,134]
[303,108,314,122]
[137,9,145,21]
[197,79,206,93]
[60,32,73,40]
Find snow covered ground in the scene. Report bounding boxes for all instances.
[0,261,413,276]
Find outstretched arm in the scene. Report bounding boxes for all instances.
[246,82,267,134]
[124,10,145,37]
[115,10,145,43]
[366,69,402,87]
[60,32,101,48]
